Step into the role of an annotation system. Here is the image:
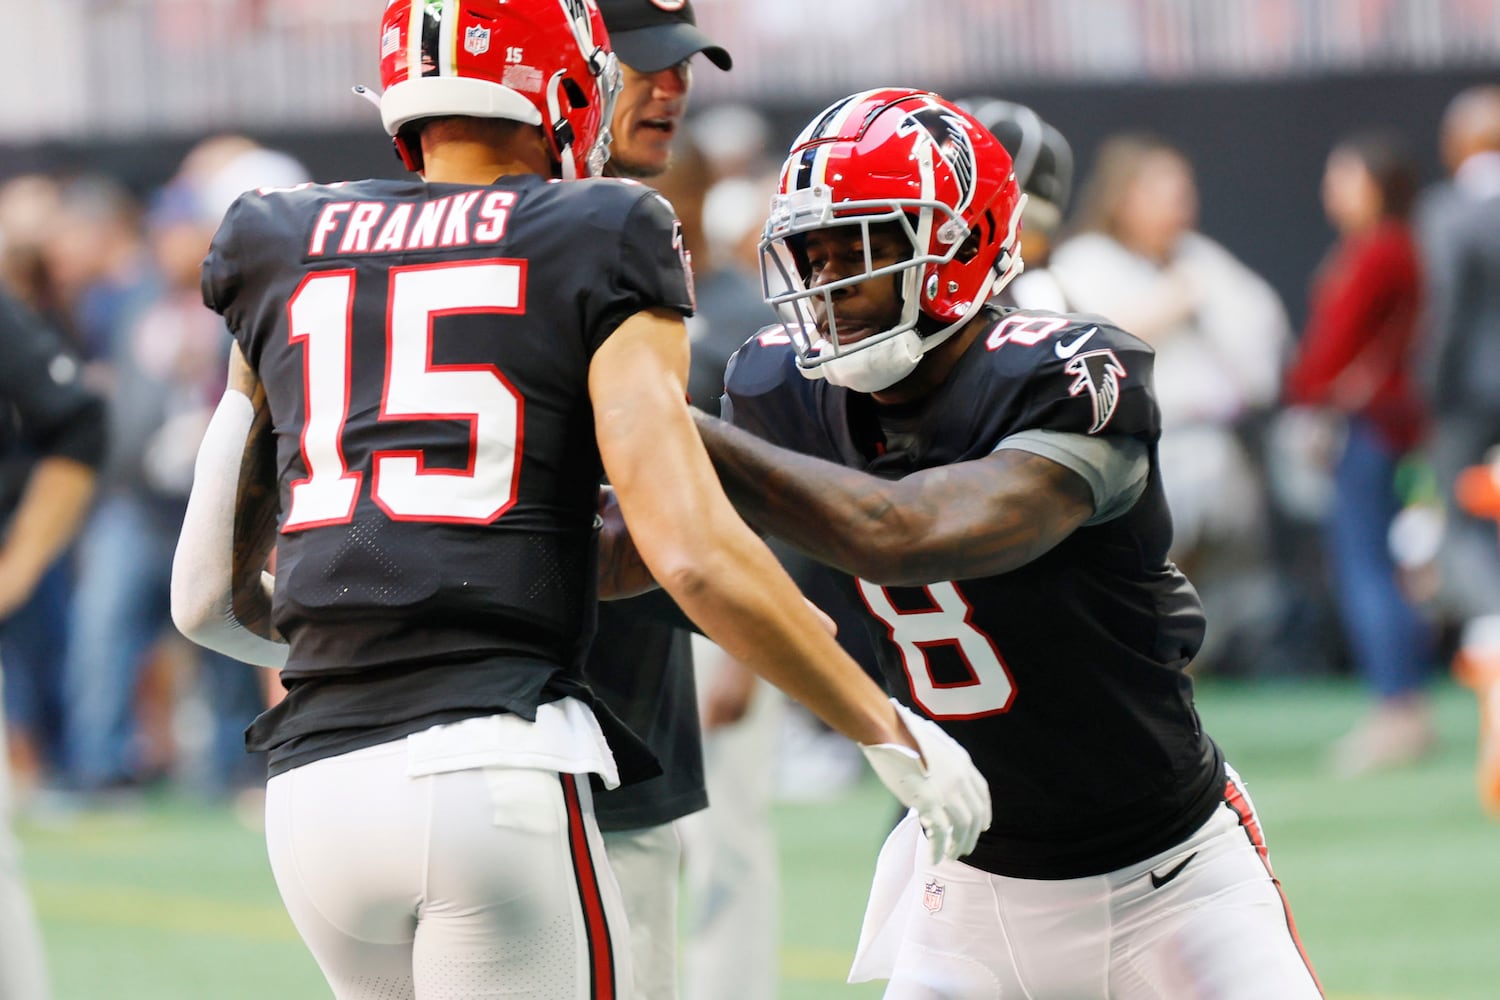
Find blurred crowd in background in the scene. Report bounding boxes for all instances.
[4,1,1498,139]
[2,1,1500,821]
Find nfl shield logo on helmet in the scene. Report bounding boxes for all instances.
[922,878,945,914]
[464,25,491,56]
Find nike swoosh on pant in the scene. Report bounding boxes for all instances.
[1148,851,1198,889]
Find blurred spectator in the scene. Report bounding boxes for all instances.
[963,97,1075,311]
[63,138,306,802]
[0,176,64,320]
[0,175,89,789]
[0,179,151,787]
[42,176,152,365]
[1416,85,1500,813]
[689,103,774,181]
[1284,131,1434,776]
[1050,133,1292,674]
[1,286,106,1000]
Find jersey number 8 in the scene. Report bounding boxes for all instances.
[858,579,1015,719]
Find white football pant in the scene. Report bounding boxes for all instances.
[265,708,630,1000]
[601,822,682,1000]
[679,635,783,1000]
[852,766,1322,999]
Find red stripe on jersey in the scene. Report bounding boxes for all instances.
[562,773,615,999]
[1224,778,1324,996]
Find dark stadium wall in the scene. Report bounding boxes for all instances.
[2,67,1490,329]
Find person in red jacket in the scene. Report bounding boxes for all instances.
[1285,130,1434,776]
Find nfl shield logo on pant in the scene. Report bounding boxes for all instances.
[464,26,491,56]
[922,878,945,914]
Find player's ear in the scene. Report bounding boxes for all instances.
[955,227,984,264]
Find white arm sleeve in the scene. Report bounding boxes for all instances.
[170,389,288,668]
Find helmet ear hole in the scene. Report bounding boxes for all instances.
[562,78,589,110]
[979,207,999,246]
[955,230,981,264]
[393,127,424,172]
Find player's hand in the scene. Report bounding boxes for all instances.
[701,658,757,730]
[860,700,991,863]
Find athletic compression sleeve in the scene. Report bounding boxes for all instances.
[170,389,288,668]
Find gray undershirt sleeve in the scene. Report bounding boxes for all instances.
[994,429,1149,525]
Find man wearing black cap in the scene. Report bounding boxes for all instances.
[588,2,734,997]
[598,0,730,178]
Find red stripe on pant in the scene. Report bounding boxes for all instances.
[1224,777,1324,997]
[562,773,615,1000]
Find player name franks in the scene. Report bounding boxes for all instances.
[305,189,518,257]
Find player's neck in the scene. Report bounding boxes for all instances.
[870,317,987,407]
[421,139,551,186]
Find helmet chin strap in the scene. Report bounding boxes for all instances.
[817,330,925,393]
[912,191,1027,358]
[545,70,578,179]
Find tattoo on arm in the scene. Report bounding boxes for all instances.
[694,411,1095,586]
[230,380,280,639]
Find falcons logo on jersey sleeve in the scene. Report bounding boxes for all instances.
[1064,349,1127,434]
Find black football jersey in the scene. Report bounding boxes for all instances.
[202,175,692,771]
[0,291,106,528]
[723,306,1224,879]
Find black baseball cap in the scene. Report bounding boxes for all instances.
[597,0,732,74]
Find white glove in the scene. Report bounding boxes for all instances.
[860,700,991,863]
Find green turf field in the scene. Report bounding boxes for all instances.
[19,677,1500,999]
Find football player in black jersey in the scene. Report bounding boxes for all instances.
[1,288,106,1000]
[169,6,987,998]
[690,88,1324,998]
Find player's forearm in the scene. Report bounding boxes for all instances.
[596,384,899,744]
[0,457,96,614]
[694,411,1094,586]
[171,388,287,667]
[691,410,916,578]
[611,467,903,745]
[653,513,900,747]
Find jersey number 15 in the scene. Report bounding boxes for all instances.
[282,260,525,531]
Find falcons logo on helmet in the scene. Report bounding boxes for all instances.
[1064,349,1127,434]
[907,106,977,210]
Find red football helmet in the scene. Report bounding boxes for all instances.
[376,0,620,179]
[761,88,1024,392]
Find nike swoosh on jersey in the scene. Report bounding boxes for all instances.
[1148,851,1197,889]
[1054,325,1099,359]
